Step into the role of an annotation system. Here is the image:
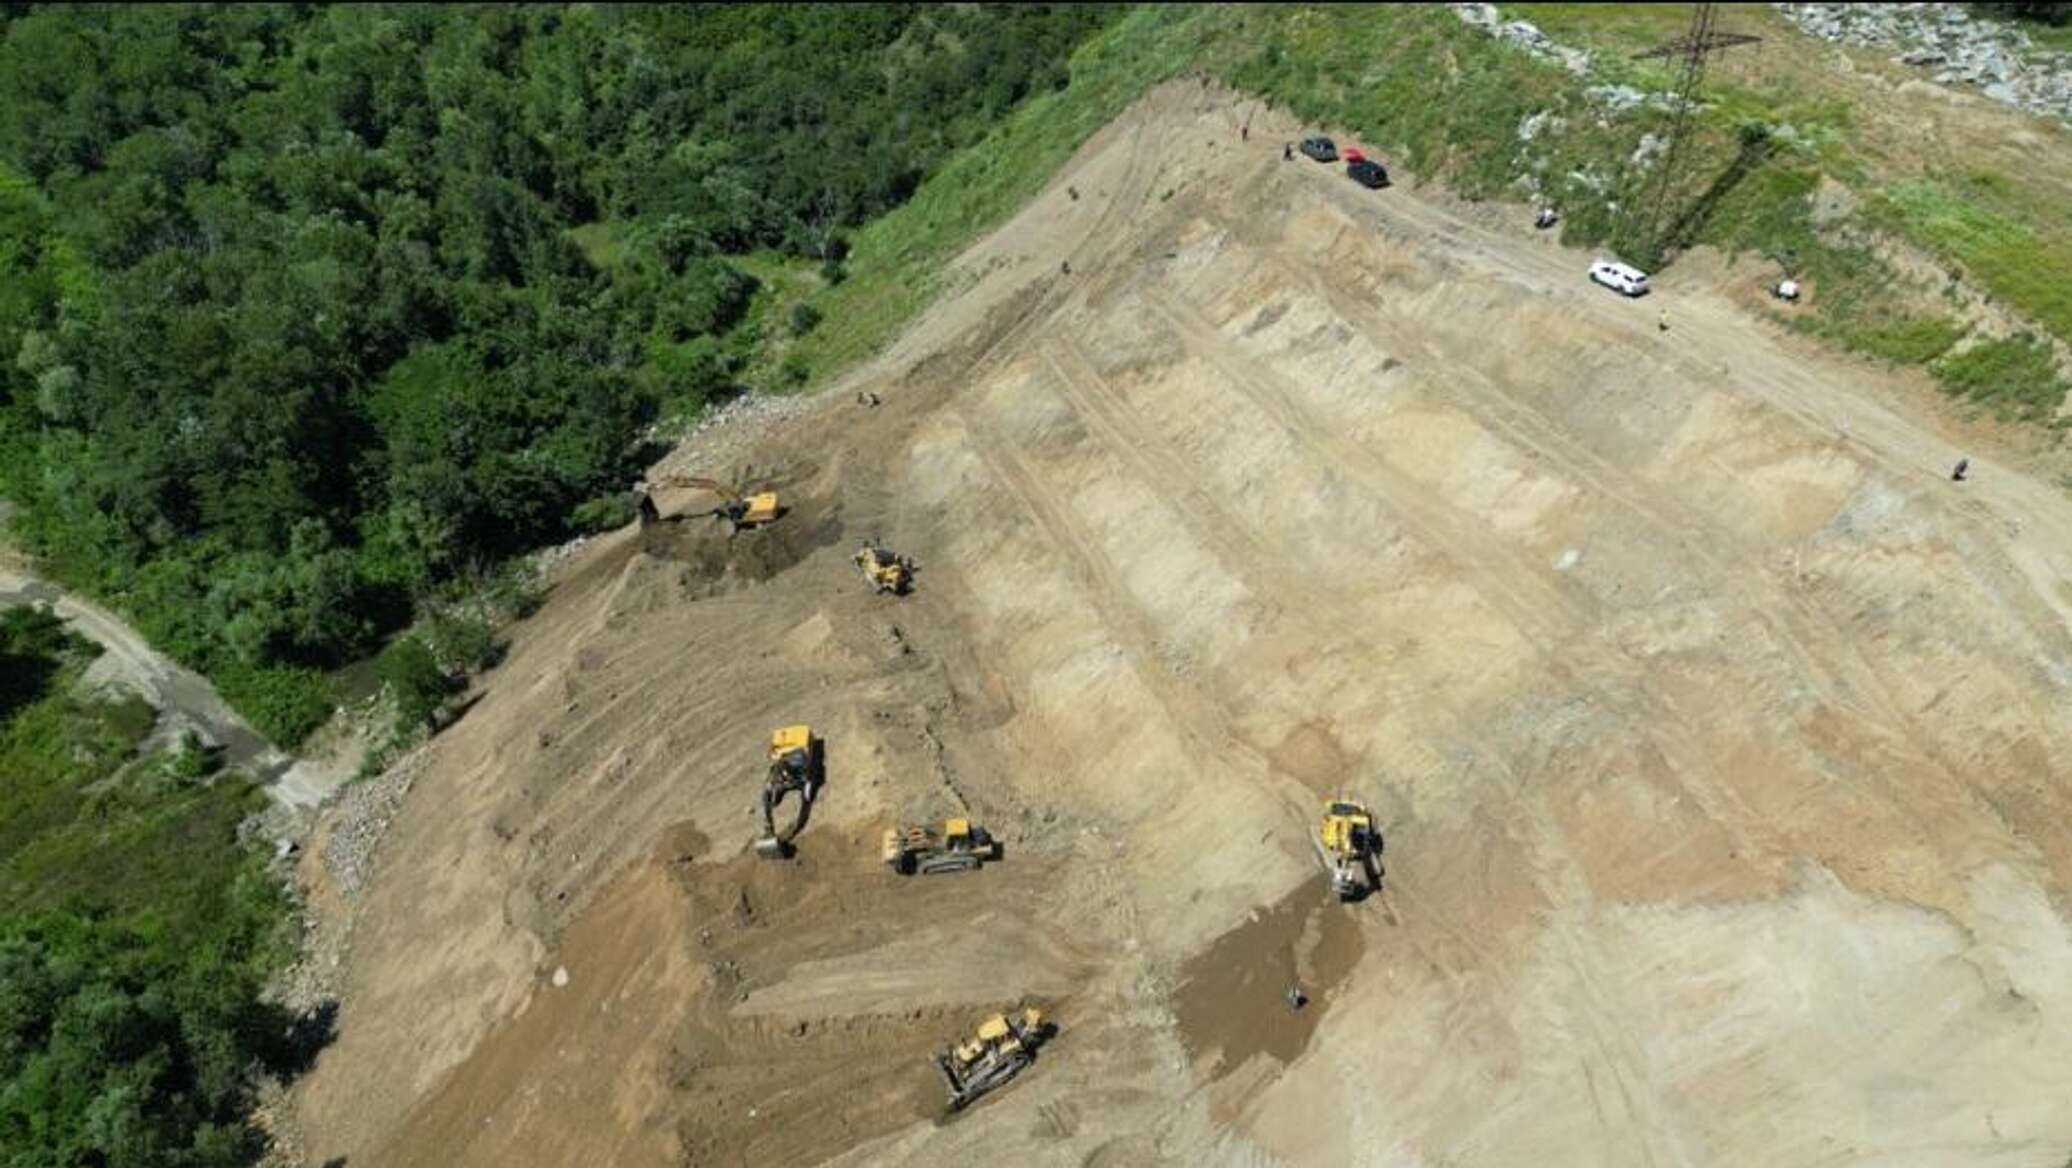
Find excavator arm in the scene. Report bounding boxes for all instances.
[754,732,820,858]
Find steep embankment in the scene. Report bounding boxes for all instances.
[290,76,2072,1167]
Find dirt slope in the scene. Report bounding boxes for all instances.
[292,80,2072,1167]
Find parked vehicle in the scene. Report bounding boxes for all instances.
[1347,158,1389,189]
[1299,135,1337,162]
[1587,259,1651,297]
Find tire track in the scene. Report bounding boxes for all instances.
[1252,222,2001,851]
[1142,287,1593,655]
[1142,276,1792,870]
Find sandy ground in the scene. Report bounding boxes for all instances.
[291,80,2072,1167]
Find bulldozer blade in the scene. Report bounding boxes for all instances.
[752,835,792,859]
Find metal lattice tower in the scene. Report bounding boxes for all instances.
[1624,4,1759,263]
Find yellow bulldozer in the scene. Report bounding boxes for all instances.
[881,817,999,875]
[937,1008,1052,1111]
[1318,798,1383,900]
[853,541,915,595]
[753,725,822,858]
[639,473,780,533]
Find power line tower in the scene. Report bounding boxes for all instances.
[1623,4,1759,265]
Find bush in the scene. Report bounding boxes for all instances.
[1972,2,2070,26]
[426,609,502,673]
[569,493,637,534]
[163,728,225,784]
[1932,333,2070,422]
[0,604,82,720]
[789,302,823,337]
[377,635,447,734]
[487,560,546,621]
[213,662,335,749]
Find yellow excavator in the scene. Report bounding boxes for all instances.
[754,725,822,858]
[853,541,915,595]
[1318,798,1383,900]
[640,474,780,532]
[937,1008,1052,1111]
[882,817,999,875]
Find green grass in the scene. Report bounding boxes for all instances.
[2019,19,2072,54]
[568,221,632,272]
[791,4,1226,380]
[1428,5,2064,415]
[0,652,274,935]
[727,251,823,394]
[1932,333,2070,423]
[1506,2,1715,52]
[1874,174,2072,346]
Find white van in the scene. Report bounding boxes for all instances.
[1588,259,1650,297]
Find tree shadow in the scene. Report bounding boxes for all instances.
[262,998,340,1081]
[0,648,61,722]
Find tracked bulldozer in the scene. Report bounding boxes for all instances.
[937,1008,1051,1112]
[754,725,821,858]
[853,541,914,595]
[881,817,999,875]
[1318,798,1383,900]
[639,472,780,533]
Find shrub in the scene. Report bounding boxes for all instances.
[377,635,447,733]
[1932,333,2070,422]
[569,493,637,534]
[214,662,335,748]
[426,609,502,673]
[789,302,823,337]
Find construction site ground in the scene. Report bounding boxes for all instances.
[290,82,2072,1167]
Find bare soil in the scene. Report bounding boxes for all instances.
[291,80,2072,1167]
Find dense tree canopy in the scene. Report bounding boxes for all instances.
[0,3,1121,741]
[0,8,1121,1161]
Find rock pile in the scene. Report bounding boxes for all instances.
[1450,3,1592,76]
[320,745,430,899]
[1775,3,2072,123]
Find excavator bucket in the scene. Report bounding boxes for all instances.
[1318,797,1382,901]
[755,726,818,859]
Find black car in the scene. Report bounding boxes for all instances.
[1347,158,1389,189]
[1299,135,1337,162]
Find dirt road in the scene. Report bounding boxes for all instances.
[293,81,2072,1167]
[0,567,350,808]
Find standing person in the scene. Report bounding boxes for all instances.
[1284,142,1293,161]
[1657,310,1669,333]
[1952,457,1969,482]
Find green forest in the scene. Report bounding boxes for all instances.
[6,2,2070,1163]
[0,3,1121,746]
[0,604,293,1168]
[0,5,1123,1164]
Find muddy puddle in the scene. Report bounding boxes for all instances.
[1172,881,1364,1079]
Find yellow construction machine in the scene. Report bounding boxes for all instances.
[1318,798,1383,900]
[937,1008,1052,1111]
[641,473,780,532]
[853,541,915,595]
[881,817,999,875]
[754,725,822,858]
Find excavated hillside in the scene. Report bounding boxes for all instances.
[290,80,2072,1167]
